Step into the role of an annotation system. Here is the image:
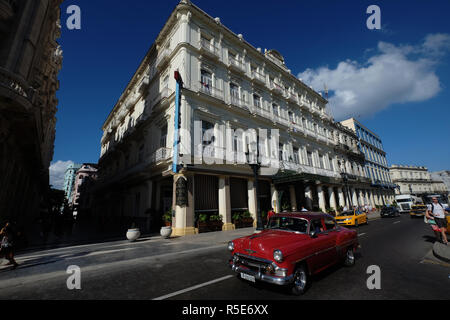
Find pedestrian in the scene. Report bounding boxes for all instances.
[267,208,275,221]
[0,222,19,269]
[343,205,348,212]
[426,197,448,245]
[300,206,308,212]
[425,209,442,243]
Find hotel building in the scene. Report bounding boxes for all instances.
[94,0,386,236]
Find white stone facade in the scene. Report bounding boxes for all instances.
[94,1,393,235]
[390,165,448,196]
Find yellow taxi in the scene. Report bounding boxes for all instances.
[409,204,427,218]
[335,209,368,227]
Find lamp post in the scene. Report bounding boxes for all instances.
[246,134,263,231]
[338,159,353,208]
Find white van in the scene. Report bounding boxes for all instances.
[395,195,423,213]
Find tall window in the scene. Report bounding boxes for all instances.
[253,94,261,108]
[160,125,167,148]
[200,69,212,93]
[230,83,239,104]
[288,111,294,123]
[307,151,313,166]
[202,121,215,146]
[293,147,300,164]
[272,103,279,117]
[279,143,284,161]
[319,154,325,169]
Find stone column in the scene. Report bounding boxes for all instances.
[328,186,337,210]
[352,188,359,207]
[145,180,153,232]
[317,185,326,212]
[248,179,257,224]
[271,184,279,213]
[219,176,233,230]
[304,185,313,210]
[359,189,365,206]
[337,187,345,208]
[289,185,297,211]
[369,190,376,208]
[172,174,196,236]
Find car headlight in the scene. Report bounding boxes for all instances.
[227,241,235,251]
[273,249,283,262]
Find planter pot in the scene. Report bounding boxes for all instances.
[126,228,141,242]
[160,226,172,238]
[234,218,254,229]
[197,221,223,233]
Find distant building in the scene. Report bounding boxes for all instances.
[430,171,450,192]
[71,164,98,216]
[389,165,448,197]
[340,118,396,202]
[63,163,82,201]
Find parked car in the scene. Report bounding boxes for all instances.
[228,212,359,295]
[335,209,368,226]
[380,206,400,218]
[409,204,427,218]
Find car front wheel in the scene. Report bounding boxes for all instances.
[344,247,355,267]
[291,265,309,295]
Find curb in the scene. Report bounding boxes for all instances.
[432,242,450,263]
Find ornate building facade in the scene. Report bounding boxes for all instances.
[0,0,63,228]
[94,0,391,236]
[340,117,396,203]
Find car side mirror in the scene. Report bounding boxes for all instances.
[310,230,317,238]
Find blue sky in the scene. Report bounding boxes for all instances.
[50,0,450,187]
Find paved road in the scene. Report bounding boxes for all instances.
[0,214,448,300]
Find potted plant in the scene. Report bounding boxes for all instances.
[197,213,209,233]
[126,222,141,242]
[160,210,172,238]
[208,214,224,232]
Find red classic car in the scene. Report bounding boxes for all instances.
[228,212,359,295]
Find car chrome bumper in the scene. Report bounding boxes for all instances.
[229,261,294,286]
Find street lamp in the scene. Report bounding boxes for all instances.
[246,134,263,231]
[338,159,353,208]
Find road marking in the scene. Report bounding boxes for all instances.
[393,221,401,224]
[152,275,234,300]
[358,233,366,236]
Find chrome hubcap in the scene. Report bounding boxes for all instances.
[294,270,306,289]
[347,249,354,263]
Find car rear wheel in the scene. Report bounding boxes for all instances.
[291,265,309,295]
[355,220,359,227]
[344,247,355,267]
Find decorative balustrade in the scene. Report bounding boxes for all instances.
[199,39,220,58]
[0,67,32,101]
[228,56,246,73]
[198,82,224,100]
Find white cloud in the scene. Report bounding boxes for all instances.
[49,160,74,190]
[298,33,450,120]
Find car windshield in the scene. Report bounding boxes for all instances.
[338,211,355,217]
[396,199,411,203]
[267,216,308,233]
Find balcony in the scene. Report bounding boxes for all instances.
[251,71,266,85]
[286,92,298,105]
[0,67,33,103]
[229,95,250,112]
[156,48,171,71]
[199,39,220,59]
[228,56,246,73]
[151,147,172,164]
[150,86,173,108]
[270,82,285,96]
[198,82,224,100]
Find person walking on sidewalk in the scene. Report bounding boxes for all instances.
[0,222,19,269]
[426,197,448,245]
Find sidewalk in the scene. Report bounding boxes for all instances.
[432,241,450,263]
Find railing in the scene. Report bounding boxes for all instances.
[270,82,285,96]
[199,39,220,57]
[228,56,246,73]
[229,95,249,112]
[150,147,172,164]
[155,48,171,70]
[251,71,266,84]
[0,67,32,101]
[150,86,172,107]
[280,161,340,178]
[198,82,224,100]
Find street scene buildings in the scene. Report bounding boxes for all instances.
[93,0,397,237]
[0,0,63,234]
[0,0,449,302]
